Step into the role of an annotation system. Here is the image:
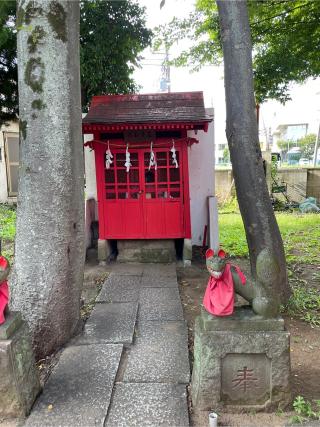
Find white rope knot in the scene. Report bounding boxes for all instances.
[148,142,157,170]
[125,144,132,172]
[170,139,178,168]
[105,141,113,169]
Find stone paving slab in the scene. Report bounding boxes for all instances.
[76,303,138,346]
[124,321,190,383]
[110,264,144,276]
[142,263,177,278]
[97,285,139,303]
[135,320,188,341]
[105,383,189,427]
[25,344,123,427]
[140,276,178,288]
[97,276,141,303]
[97,275,178,304]
[138,288,184,321]
[106,275,142,289]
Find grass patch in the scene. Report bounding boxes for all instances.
[283,283,320,327]
[219,209,320,326]
[290,395,320,424]
[219,212,320,264]
[0,204,16,240]
[219,212,247,257]
[0,204,16,261]
[277,213,320,264]
[218,196,239,214]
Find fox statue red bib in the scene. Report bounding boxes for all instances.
[203,248,246,316]
[0,256,10,324]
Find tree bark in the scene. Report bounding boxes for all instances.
[11,0,85,358]
[216,0,290,303]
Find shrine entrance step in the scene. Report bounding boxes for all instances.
[116,239,176,263]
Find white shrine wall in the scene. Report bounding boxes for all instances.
[84,133,97,200]
[187,108,215,246]
[0,121,19,204]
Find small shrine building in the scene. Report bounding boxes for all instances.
[83,91,216,263]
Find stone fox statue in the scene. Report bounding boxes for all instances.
[203,248,279,318]
[0,255,10,324]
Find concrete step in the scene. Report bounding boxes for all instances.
[108,264,144,277]
[117,240,176,263]
[142,262,177,278]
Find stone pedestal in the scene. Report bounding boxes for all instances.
[191,307,291,412]
[97,239,111,264]
[0,312,40,417]
[183,239,192,266]
[117,239,176,263]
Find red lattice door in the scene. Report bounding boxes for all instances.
[99,144,185,239]
[141,146,184,238]
[103,149,143,238]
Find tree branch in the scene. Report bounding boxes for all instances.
[250,1,310,27]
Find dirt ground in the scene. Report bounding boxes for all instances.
[177,254,320,427]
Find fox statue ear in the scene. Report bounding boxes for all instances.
[218,249,226,258]
[205,248,214,259]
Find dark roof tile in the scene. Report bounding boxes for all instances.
[83,92,211,125]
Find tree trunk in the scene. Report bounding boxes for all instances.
[11,0,85,358]
[216,0,291,303]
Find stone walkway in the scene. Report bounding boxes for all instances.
[25,263,190,427]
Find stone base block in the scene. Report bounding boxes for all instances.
[191,307,291,412]
[117,240,176,263]
[98,239,111,263]
[0,312,40,417]
[183,238,192,264]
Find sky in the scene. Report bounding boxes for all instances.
[134,0,320,149]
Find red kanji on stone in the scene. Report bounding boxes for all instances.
[232,366,258,393]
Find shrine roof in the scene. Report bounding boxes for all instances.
[83,92,211,127]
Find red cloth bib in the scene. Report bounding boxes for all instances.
[0,280,8,324]
[203,263,246,316]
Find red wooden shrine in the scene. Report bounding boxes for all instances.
[83,92,211,240]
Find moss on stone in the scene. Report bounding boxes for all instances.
[24,2,43,25]
[27,26,46,53]
[20,120,27,140]
[24,58,45,94]
[47,1,67,42]
[31,99,46,110]
[16,6,25,28]
[256,248,280,285]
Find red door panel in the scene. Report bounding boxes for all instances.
[104,201,144,238]
[122,201,143,237]
[104,202,123,237]
[98,142,187,239]
[145,202,165,237]
[164,202,183,236]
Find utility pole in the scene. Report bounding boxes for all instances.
[267,127,273,152]
[160,46,171,92]
[312,124,320,167]
[165,46,171,93]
